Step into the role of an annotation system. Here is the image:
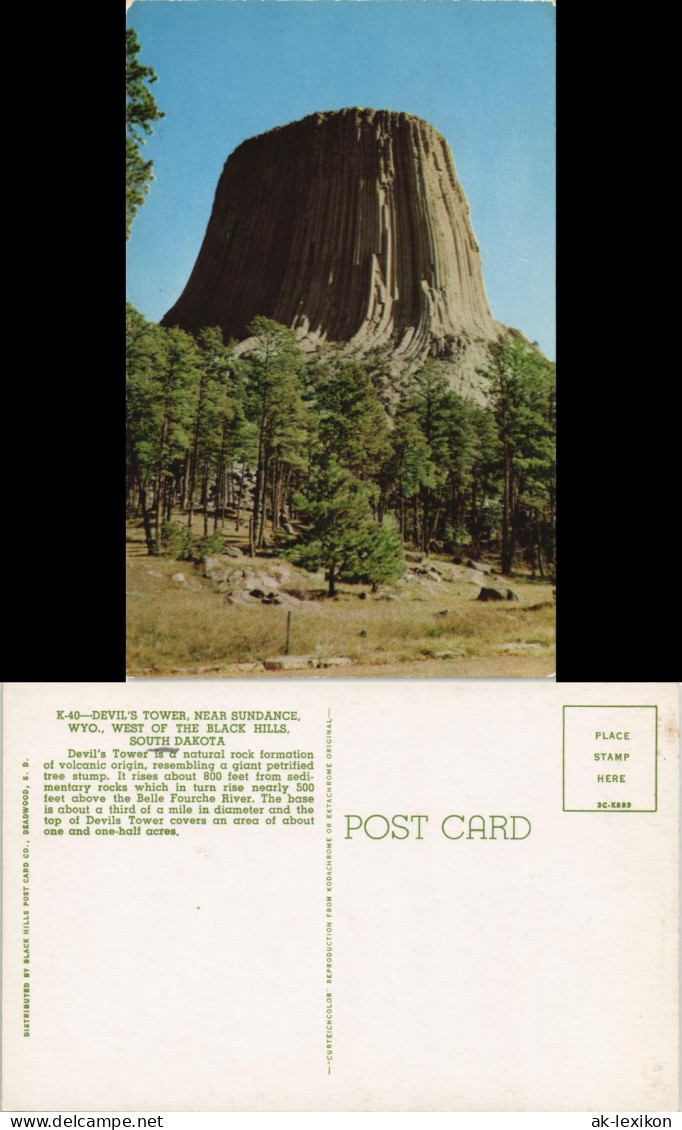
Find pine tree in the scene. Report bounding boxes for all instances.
[381,398,432,541]
[150,328,201,554]
[441,392,478,548]
[349,521,405,592]
[287,460,380,597]
[468,404,499,557]
[245,318,306,548]
[126,28,164,238]
[410,361,451,551]
[479,336,555,575]
[315,359,390,482]
[126,303,168,554]
[186,327,241,535]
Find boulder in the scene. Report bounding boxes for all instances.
[204,557,238,583]
[467,559,492,574]
[273,592,306,610]
[314,656,352,668]
[171,573,185,583]
[221,545,243,557]
[477,586,519,602]
[262,565,293,586]
[477,587,506,602]
[409,566,442,581]
[466,571,489,588]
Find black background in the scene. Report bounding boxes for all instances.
[4,4,674,684]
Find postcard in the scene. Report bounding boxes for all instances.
[9,2,673,1120]
[2,680,678,1111]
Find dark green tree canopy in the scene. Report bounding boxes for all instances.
[478,335,555,575]
[126,309,554,580]
[286,459,401,596]
[126,28,164,239]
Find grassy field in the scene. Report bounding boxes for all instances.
[127,519,555,677]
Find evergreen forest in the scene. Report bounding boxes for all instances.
[126,305,555,592]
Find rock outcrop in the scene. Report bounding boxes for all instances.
[162,108,507,395]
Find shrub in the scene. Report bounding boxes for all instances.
[161,522,195,560]
[196,532,224,559]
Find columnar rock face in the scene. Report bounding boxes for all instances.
[163,108,506,393]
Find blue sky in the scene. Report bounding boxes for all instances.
[126,0,555,358]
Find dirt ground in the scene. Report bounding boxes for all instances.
[133,656,554,679]
[127,513,555,679]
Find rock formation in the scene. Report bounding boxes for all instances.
[162,108,508,397]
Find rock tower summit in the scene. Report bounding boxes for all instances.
[162,108,506,388]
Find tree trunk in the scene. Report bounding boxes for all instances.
[421,490,429,554]
[154,404,170,554]
[252,444,265,546]
[235,460,246,532]
[470,475,480,558]
[214,429,227,532]
[138,484,155,556]
[202,462,210,537]
[271,460,281,534]
[536,521,545,578]
[154,475,164,555]
[501,443,512,575]
[187,368,208,529]
[213,463,222,532]
[180,451,190,510]
[257,451,270,547]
